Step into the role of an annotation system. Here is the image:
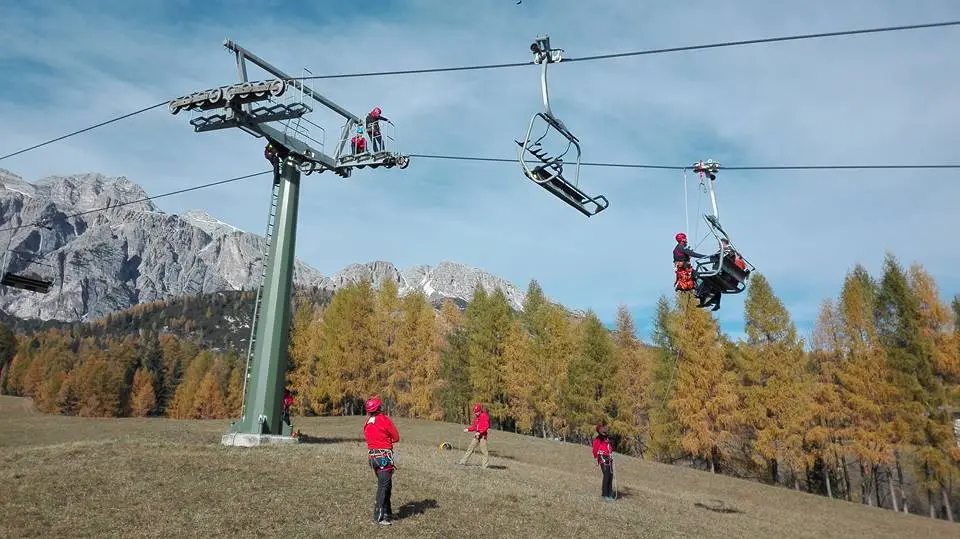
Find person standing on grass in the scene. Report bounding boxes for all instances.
[456,403,490,468]
[363,396,400,525]
[593,424,615,501]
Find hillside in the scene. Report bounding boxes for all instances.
[0,396,955,538]
[0,169,526,322]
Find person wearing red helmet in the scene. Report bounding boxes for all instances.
[456,403,490,468]
[592,424,616,501]
[363,396,400,525]
[364,107,392,153]
[673,232,705,292]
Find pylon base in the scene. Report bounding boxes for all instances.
[221,433,300,447]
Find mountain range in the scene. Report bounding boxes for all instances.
[0,169,526,322]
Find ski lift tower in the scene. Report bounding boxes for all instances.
[168,40,411,447]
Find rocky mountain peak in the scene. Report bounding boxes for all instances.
[0,171,527,321]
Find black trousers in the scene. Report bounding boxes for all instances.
[373,469,393,521]
[601,463,614,498]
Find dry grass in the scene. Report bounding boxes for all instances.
[0,396,956,538]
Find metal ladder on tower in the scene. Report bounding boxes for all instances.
[237,176,281,420]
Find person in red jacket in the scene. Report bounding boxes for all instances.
[456,403,490,468]
[281,389,294,427]
[363,396,400,525]
[592,424,615,501]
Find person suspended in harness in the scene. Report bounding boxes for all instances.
[264,141,289,172]
[456,403,490,468]
[363,396,400,526]
[673,232,706,292]
[365,107,392,153]
[351,126,367,155]
[592,424,615,501]
[281,389,294,427]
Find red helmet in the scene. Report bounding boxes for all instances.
[473,403,482,414]
[675,232,687,243]
[365,396,382,413]
[371,106,382,117]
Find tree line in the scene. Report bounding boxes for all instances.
[0,253,957,521]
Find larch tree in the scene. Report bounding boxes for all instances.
[835,265,900,507]
[669,293,739,473]
[314,281,379,415]
[876,254,933,512]
[611,304,651,457]
[565,310,617,441]
[438,299,471,423]
[393,291,443,419]
[0,323,16,394]
[738,272,811,487]
[809,298,853,500]
[908,264,959,521]
[287,301,323,414]
[130,367,157,417]
[375,278,402,407]
[648,295,683,463]
[465,284,514,422]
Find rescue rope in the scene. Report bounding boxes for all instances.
[682,168,689,237]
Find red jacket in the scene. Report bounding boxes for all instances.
[467,411,490,439]
[592,437,613,462]
[364,414,400,450]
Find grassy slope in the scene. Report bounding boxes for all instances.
[0,396,956,539]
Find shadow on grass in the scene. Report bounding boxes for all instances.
[395,499,439,520]
[694,499,744,514]
[613,486,637,500]
[296,434,365,445]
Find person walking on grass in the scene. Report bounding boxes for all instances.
[363,396,400,525]
[593,424,615,501]
[457,403,490,468]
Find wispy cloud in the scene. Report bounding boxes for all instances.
[1,0,958,341]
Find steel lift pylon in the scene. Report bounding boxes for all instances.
[169,40,411,447]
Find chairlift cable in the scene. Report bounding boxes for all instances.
[2,20,958,163]
[0,101,168,162]
[409,153,960,170]
[293,20,960,81]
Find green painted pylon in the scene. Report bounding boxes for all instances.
[223,155,300,446]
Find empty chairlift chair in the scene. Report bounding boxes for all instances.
[1,249,55,294]
[516,35,609,217]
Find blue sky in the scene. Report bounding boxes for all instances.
[1,0,959,343]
